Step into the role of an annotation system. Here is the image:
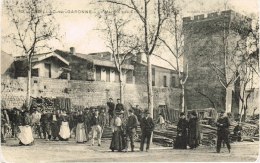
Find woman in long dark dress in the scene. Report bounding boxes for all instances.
[110,112,125,152]
[174,112,188,149]
[188,111,200,149]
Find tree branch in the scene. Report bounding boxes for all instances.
[152,53,177,71]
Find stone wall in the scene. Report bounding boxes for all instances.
[1,77,27,108]
[183,10,251,113]
[1,76,182,111]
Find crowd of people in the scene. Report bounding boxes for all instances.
[174,110,236,153]
[0,98,154,152]
[1,105,109,145]
[1,98,238,153]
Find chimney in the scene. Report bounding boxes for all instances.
[70,47,76,55]
[136,53,144,63]
[110,53,113,61]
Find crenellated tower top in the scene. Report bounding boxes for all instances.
[183,10,252,36]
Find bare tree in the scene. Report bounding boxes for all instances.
[98,6,140,103]
[100,0,172,118]
[237,15,259,121]
[4,0,60,108]
[238,59,255,122]
[206,10,252,113]
[155,8,189,112]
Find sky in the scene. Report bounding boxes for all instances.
[1,0,259,69]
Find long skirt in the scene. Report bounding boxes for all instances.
[110,129,125,151]
[174,134,187,149]
[51,122,59,138]
[59,122,70,140]
[76,123,87,143]
[188,133,200,149]
[18,125,34,145]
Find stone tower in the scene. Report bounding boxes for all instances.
[183,10,251,113]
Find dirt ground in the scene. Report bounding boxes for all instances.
[0,138,259,162]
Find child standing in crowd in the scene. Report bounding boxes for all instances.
[233,122,243,142]
[157,113,165,131]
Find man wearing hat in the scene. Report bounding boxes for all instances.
[90,109,102,146]
[115,99,124,114]
[107,98,115,126]
[140,110,155,152]
[126,109,139,152]
[188,111,200,149]
[84,108,92,140]
[216,111,231,153]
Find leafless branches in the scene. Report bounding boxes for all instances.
[4,0,59,57]
[4,0,60,107]
[99,0,173,112]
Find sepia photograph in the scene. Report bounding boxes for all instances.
[1,0,259,162]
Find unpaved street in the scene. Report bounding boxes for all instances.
[0,138,259,162]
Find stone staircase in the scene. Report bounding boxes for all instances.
[102,126,113,138]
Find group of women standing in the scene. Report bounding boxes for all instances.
[15,108,94,145]
[48,109,91,142]
[174,111,200,149]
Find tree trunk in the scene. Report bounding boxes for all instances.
[242,106,247,122]
[26,56,32,110]
[225,86,232,113]
[181,83,185,112]
[147,55,153,118]
[239,101,244,122]
[119,70,124,104]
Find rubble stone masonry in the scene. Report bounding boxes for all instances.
[1,76,182,111]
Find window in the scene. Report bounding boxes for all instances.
[31,68,39,77]
[106,68,110,82]
[44,63,51,78]
[171,76,176,87]
[152,68,155,86]
[101,68,106,81]
[96,66,101,81]
[115,71,120,83]
[163,75,167,87]
[126,70,133,83]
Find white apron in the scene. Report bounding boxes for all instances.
[18,125,34,145]
[59,121,70,139]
